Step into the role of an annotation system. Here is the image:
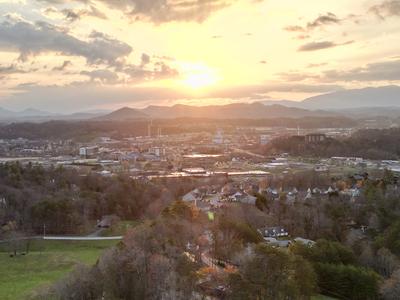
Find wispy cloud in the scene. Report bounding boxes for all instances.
[298,40,353,51]
[322,59,400,82]
[284,12,341,33]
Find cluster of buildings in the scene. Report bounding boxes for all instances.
[0,127,398,183]
[182,183,258,211]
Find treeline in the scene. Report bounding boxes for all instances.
[0,117,358,141]
[265,128,400,159]
[0,163,197,236]
[0,120,185,141]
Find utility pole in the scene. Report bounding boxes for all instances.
[43,223,46,237]
[148,119,153,137]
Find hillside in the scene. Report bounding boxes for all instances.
[95,107,149,121]
[262,85,400,111]
[300,86,400,110]
[265,127,400,159]
[135,103,334,119]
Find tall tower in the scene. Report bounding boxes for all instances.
[158,127,162,138]
[148,119,153,137]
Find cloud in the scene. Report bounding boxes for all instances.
[307,62,328,68]
[0,64,26,74]
[298,40,353,51]
[120,60,179,82]
[278,71,320,81]
[81,69,120,84]
[369,0,400,19]
[0,20,132,65]
[97,0,230,23]
[42,5,106,22]
[295,34,310,40]
[52,60,72,71]
[211,84,343,98]
[37,0,263,23]
[284,25,305,32]
[140,53,150,66]
[306,12,341,30]
[284,12,341,33]
[61,6,107,22]
[278,59,400,83]
[322,59,400,82]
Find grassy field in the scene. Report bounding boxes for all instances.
[0,239,119,300]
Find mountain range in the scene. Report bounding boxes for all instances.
[95,103,336,121]
[0,85,399,122]
[262,85,400,110]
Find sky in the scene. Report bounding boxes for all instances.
[0,0,399,113]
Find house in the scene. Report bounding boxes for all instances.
[182,188,206,202]
[228,191,257,205]
[312,187,322,194]
[0,197,6,208]
[265,187,279,199]
[262,226,289,238]
[221,182,240,196]
[305,133,326,143]
[305,188,312,200]
[202,193,223,210]
[315,164,329,172]
[238,194,257,205]
[79,146,99,158]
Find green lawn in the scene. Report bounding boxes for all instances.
[0,239,118,300]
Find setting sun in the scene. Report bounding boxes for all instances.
[179,63,220,90]
[183,72,218,89]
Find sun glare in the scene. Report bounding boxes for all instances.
[184,72,218,89]
[180,63,219,90]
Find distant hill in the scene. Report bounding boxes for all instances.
[138,102,335,119]
[0,107,17,119]
[301,86,400,110]
[334,106,400,118]
[95,107,149,121]
[263,86,400,110]
[0,85,399,122]
[16,108,54,117]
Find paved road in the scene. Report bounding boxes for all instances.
[0,235,123,243]
[87,228,106,237]
[43,235,122,241]
[232,148,265,159]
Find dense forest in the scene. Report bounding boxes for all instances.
[0,163,198,237]
[265,128,400,160]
